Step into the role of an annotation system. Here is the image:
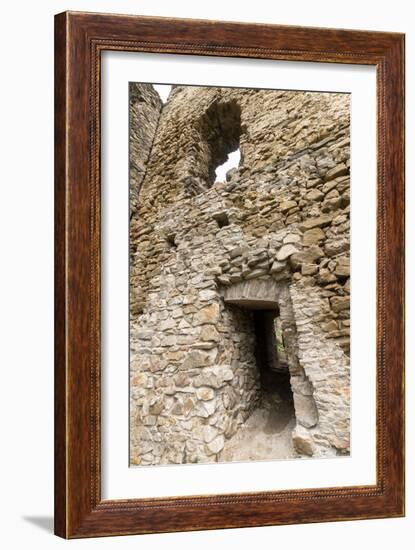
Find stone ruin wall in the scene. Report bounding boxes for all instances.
[129,83,351,465]
[129,84,162,217]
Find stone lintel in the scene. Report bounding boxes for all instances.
[223,278,280,310]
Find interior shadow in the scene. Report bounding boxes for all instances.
[252,309,295,432]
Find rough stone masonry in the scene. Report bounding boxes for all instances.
[129,83,351,466]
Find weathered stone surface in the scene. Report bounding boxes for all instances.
[324,162,349,181]
[302,227,325,246]
[330,296,350,312]
[182,349,218,369]
[294,394,319,428]
[129,83,162,218]
[301,263,318,276]
[276,244,299,261]
[324,238,348,257]
[270,260,286,274]
[292,426,314,456]
[279,200,297,212]
[290,246,324,270]
[299,214,332,231]
[196,387,215,401]
[306,189,324,202]
[335,256,350,278]
[206,435,225,454]
[203,425,218,443]
[224,278,280,309]
[194,303,220,325]
[199,325,220,342]
[283,233,301,244]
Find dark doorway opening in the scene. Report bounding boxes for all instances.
[252,310,295,431]
[220,304,297,462]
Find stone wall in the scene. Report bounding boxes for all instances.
[129,83,162,217]
[129,85,350,465]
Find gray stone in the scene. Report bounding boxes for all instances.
[182,349,217,369]
[276,244,299,261]
[293,394,319,428]
[283,233,301,244]
[270,260,286,274]
[206,435,225,454]
[203,425,218,443]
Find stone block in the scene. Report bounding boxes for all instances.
[194,303,220,325]
[206,434,225,455]
[276,244,299,261]
[335,257,350,278]
[279,199,297,212]
[199,325,220,342]
[182,349,217,369]
[302,227,325,246]
[301,263,318,276]
[283,233,301,244]
[271,260,286,274]
[324,162,348,181]
[293,393,319,428]
[292,426,314,456]
[197,387,215,401]
[330,296,350,312]
[299,214,332,231]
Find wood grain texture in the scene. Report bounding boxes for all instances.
[54,11,405,538]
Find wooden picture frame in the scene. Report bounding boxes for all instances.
[54,11,405,538]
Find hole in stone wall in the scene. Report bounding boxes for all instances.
[213,211,230,228]
[199,100,242,186]
[165,233,177,248]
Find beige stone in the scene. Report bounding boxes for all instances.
[302,227,325,246]
[279,200,297,212]
[330,296,350,312]
[324,162,348,181]
[199,325,220,342]
[299,214,332,231]
[335,256,350,278]
[196,387,215,401]
[194,303,220,325]
[306,188,324,201]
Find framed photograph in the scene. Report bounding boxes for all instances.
[54,11,405,538]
